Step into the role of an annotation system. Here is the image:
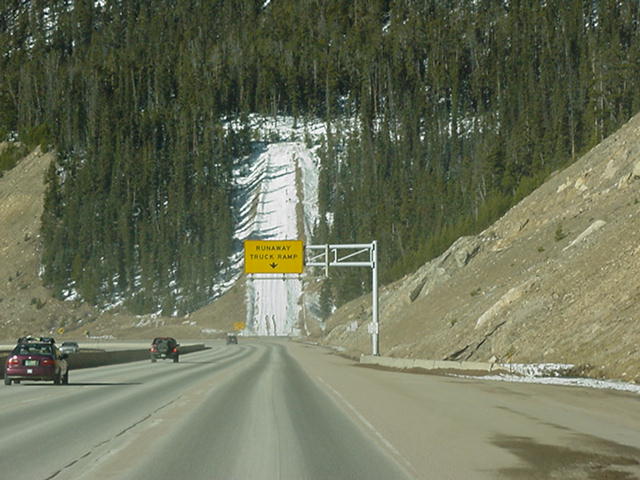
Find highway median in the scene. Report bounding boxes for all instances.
[0,344,209,378]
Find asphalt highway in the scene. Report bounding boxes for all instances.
[1,340,639,479]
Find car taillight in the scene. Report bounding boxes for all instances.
[40,358,54,366]
[172,347,178,353]
[150,346,157,352]
[7,356,20,366]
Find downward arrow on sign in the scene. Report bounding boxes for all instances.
[270,263,278,269]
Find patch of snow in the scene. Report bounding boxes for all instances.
[62,286,80,302]
[499,363,575,377]
[87,335,115,340]
[325,212,334,228]
[200,328,222,335]
[455,373,640,395]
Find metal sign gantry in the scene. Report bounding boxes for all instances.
[305,241,379,356]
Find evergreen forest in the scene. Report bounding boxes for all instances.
[1,0,639,314]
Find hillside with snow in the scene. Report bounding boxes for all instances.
[0,117,327,340]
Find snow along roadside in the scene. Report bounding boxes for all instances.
[360,355,640,394]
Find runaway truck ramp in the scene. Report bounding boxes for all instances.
[0,344,208,378]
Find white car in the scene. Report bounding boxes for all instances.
[59,341,79,354]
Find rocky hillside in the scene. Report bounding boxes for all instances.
[316,113,640,384]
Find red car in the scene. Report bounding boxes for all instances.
[3,337,69,386]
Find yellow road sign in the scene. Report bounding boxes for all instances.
[244,240,304,274]
[233,322,246,331]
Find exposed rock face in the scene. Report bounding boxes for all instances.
[319,112,640,383]
[564,220,606,251]
[475,277,539,329]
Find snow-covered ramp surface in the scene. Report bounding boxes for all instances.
[232,117,323,335]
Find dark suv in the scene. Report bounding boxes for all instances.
[4,337,69,385]
[150,337,179,363]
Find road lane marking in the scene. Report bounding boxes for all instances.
[315,375,419,479]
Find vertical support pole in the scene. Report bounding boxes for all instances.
[324,244,329,277]
[371,240,379,356]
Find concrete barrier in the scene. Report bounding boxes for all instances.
[0,344,208,378]
[360,355,504,373]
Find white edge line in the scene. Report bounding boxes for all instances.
[315,375,419,478]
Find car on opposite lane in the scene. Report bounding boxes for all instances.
[59,341,80,354]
